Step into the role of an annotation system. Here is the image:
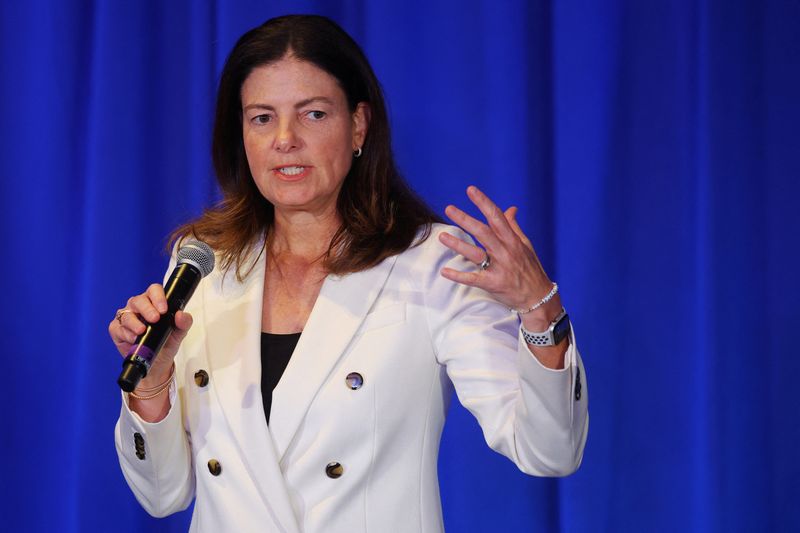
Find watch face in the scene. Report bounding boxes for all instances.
[553,314,571,344]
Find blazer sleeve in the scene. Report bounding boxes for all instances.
[114,380,195,516]
[421,225,589,476]
[114,252,195,516]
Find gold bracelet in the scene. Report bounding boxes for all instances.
[133,363,176,393]
[129,381,172,401]
[129,364,175,400]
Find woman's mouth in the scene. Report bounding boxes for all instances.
[273,165,311,179]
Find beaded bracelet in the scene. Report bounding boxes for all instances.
[513,282,558,315]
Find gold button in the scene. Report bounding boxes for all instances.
[325,462,344,479]
[194,370,209,387]
[208,459,222,476]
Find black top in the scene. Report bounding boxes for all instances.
[260,332,301,426]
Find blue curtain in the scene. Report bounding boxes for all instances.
[2,1,798,531]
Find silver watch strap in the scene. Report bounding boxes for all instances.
[520,307,567,347]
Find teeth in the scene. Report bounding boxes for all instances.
[278,166,304,176]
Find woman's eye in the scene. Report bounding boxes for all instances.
[252,114,272,125]
[306,110,326,120]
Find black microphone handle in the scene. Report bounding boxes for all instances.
[117,263,202,392]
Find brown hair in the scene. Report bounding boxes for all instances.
[171,15,440,279]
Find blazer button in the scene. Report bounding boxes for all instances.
[133,433,146,460]
[194,369,209,387]
[325,462,344,479]
[208,459,222,476]
[345,372,363,390]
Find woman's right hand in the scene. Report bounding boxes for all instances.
[109,283,193,389]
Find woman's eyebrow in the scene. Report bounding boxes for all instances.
[295,96,335,108]
[243,97,335,113]
[243,103,271,111]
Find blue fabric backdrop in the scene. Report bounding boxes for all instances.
[1,1,798,531]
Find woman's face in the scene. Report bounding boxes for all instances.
[240,56,368,218]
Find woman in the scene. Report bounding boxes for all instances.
[109,14,587,533]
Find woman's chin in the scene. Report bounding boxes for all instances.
[271,196,337,218]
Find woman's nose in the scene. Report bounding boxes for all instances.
[274,118,301,152]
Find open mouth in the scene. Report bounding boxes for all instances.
[275,166,307,176]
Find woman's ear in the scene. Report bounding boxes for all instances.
[352,102,370,149]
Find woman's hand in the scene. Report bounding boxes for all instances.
[439,186,555,314]
[439,186,567,367]
[109,283,193,388]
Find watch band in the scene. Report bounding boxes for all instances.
[521,307,570,346]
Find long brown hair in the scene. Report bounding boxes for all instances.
[171,15,440,279]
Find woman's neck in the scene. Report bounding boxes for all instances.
[270,206,341,263]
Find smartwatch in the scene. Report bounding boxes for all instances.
[521,307,570,347]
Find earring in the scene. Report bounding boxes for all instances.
[353,147,363,158]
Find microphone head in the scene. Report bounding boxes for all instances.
[176,240,215,277]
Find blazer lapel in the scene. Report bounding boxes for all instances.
[202,247,300,533]
[270,254,399,461]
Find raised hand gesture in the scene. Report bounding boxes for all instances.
[439,186,568,368]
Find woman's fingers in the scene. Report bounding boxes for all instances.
[117,319,138,344]
[438,231,486,264]
[146,283,168,314]
[162,311,193,355]
[466,186,517,243]
[444,204,498,250]
[109,314,137,357]
[110,284,174,358]
[440,267,482,287]
[504,206,534,251]
[122,283,167,333]
[110,307,193,359]
[440,188,554,310]
[128,284,165,324]
[109,319,132,349]
[444,186,521,255]
[117,308,145,336]
[173,309,193,331]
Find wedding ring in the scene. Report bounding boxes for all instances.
[479,254,491,270]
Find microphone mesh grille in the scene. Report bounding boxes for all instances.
[176,240,215,277]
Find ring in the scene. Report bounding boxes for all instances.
[479,254,491,270]
[115,309,132,325]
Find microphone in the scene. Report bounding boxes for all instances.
[117,240,215,392]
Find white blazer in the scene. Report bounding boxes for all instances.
[115,224,588,532]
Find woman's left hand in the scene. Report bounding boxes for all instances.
[440,185,569,368]
[439,186,560,330]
